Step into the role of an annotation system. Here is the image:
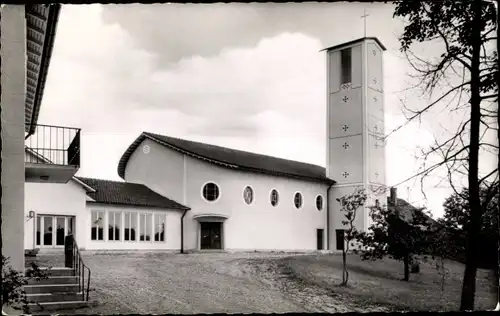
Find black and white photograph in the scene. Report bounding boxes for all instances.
[1,1,498,314]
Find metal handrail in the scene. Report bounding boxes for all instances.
[70,236,91,301]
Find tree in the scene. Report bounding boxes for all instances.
[354,199,434,281]
[337,187,367,286]
[440,183,498,269]
[393,1,498,310]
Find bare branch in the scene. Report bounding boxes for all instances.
[384,81,472,140]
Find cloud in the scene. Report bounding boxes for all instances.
[100,2,401,66]
[37,4,486,219]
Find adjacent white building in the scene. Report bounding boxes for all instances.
[23,37,389,254]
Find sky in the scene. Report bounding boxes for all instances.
[38,3,497,219]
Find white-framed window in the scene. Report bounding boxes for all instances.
[316,195,324,211]
[202,182,220,202]
[294,192,303,209]
[270,189,279,207]
[243,186,254,205]
[139,213,153,241]
[154,213,166,242]
[91,210,104,241]
[124,212,137,241]
[108,211,122,241]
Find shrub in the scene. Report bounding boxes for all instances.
[2,255,50,313]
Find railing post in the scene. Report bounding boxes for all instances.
[64,234,74,268]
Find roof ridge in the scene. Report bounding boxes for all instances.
[143,131,325,169]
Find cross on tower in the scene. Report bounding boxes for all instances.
[342,142,350,150]
[342,96,349,103]
[342,171,350,179]
[361,8,370,38]
[342,124,349,132]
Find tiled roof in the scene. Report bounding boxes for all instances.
[76,177,189,210]
[387,197,439,228]
[117,132,335,185]
[25,4,61,135]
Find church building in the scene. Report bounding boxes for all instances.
[24,37,388,253]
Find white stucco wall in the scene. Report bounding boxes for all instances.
[184,156,330,251]
[123,142,330,251]
[124,138,185,203]
[25,180,88,250]
[85,204,182,251]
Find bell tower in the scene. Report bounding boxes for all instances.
[324,37,387,250]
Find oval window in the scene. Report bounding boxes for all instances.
[316,195,323,211]
[294,192,303,209]
[270,189,279,207]
[243,186,254,205]
[202,182,220,202]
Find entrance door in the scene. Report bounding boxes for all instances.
[36,215,76,248]
[200,222,222,250]
[316,229,324,250]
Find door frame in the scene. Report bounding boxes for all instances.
[316,228,324,250]
[192,214,229,251]
[35,214,76,248]
[200,222,223,250]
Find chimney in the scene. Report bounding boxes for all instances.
[390,187,397,205]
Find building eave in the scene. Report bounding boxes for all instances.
[25,4,61,136]
[320,36,387,52]
[85,200,190,211]
[117,132,336,185]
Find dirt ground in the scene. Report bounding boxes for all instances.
[28,251,495,314]
[30,252,388,314]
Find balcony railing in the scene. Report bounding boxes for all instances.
[25,124,81,167]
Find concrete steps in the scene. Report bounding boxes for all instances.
[41,267,74,276]
[27,275,78,285]
[26,292,85,303]
[24,267,89,313]
[27,301,89,312]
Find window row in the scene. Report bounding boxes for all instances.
[91,210,166,242]
[202,182,324,210]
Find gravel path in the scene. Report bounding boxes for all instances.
[53,252,311,314]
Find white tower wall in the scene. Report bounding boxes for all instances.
[325,38,387,250]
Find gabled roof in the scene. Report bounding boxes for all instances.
[117,132,335,185]
[76,177,190,210]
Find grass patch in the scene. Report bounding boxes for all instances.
[281,253,497,311]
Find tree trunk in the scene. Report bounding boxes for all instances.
[496,0,500,308]
[459,0,483,311]
[403,253,410,281]
[342,248,348,285]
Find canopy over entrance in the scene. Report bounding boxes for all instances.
[193,213,229,222]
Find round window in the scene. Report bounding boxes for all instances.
[202,182,220,202]
[243,186,254,205]
[294,192,303,209]
[270,189,279,207]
